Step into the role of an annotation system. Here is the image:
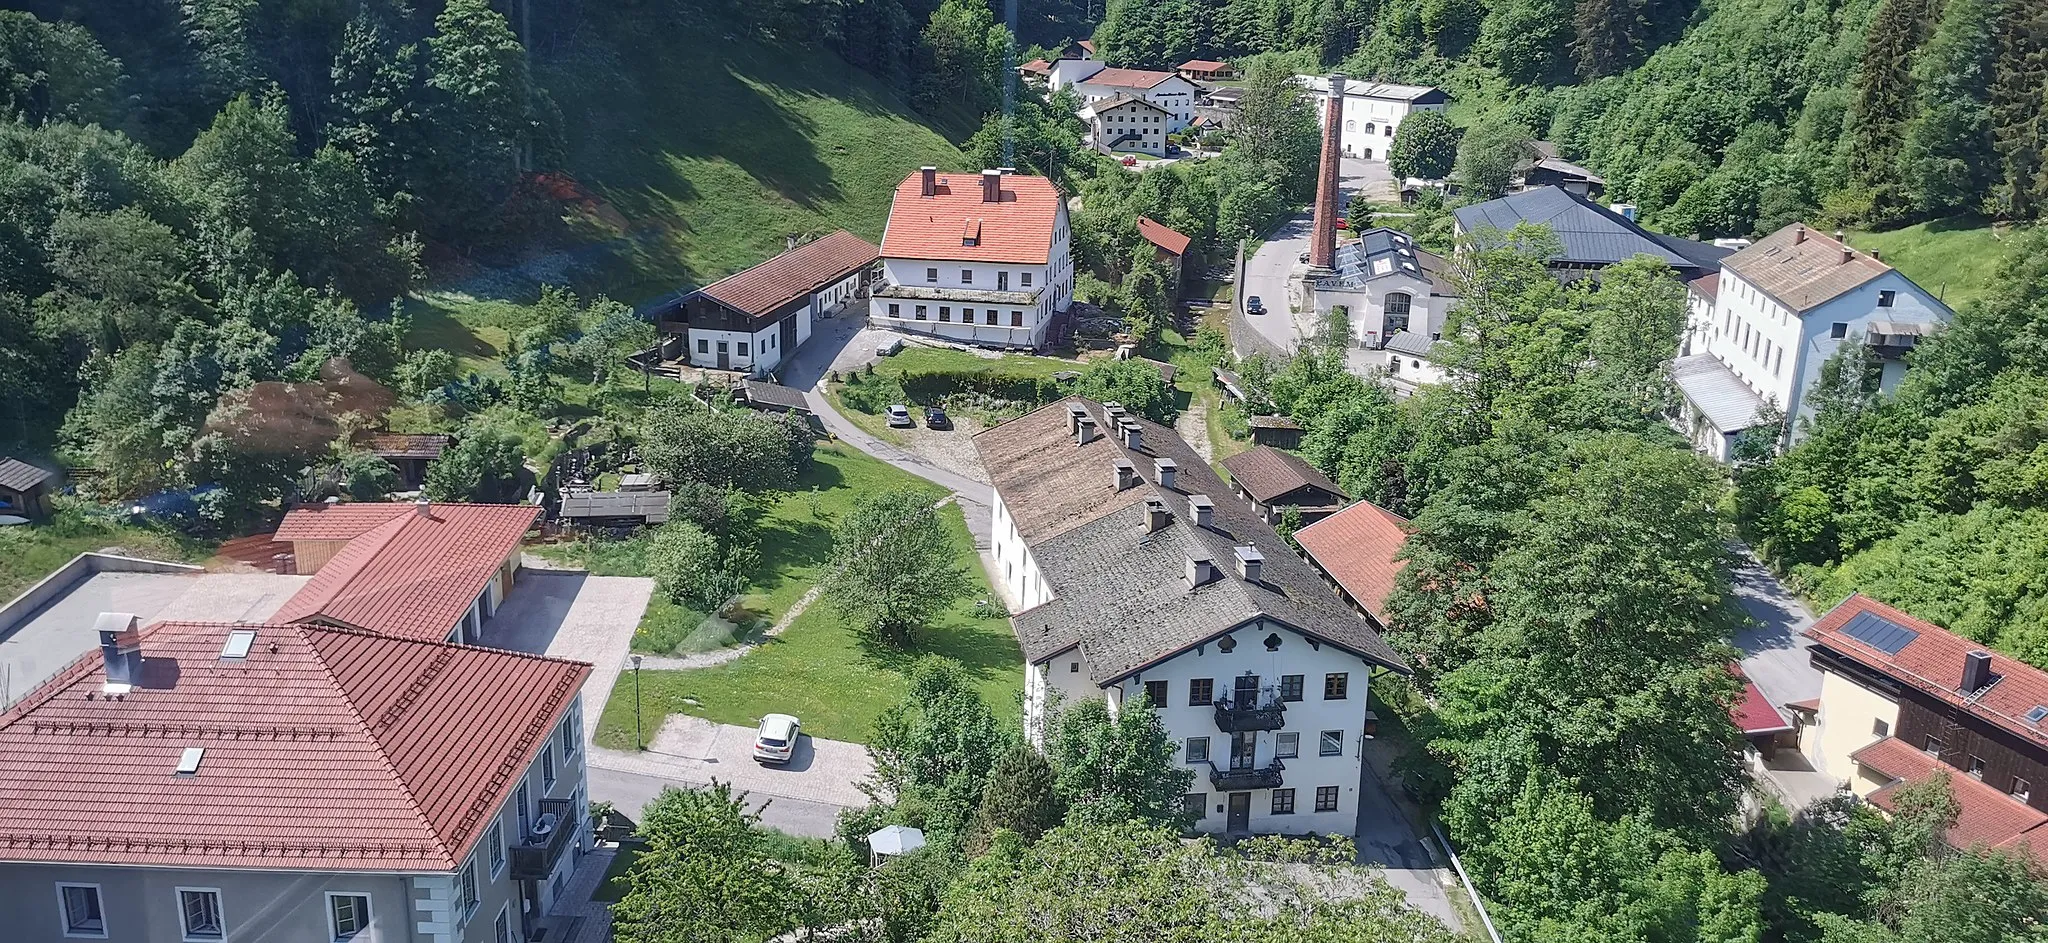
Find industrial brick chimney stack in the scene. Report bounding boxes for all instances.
[1308,73,1347,273]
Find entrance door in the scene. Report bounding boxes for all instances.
[1227,793,1251,833]
[780,315,797,361]
[716,341,730,369]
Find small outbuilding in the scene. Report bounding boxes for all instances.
[1177,59,1234,81]
[362,433,454,489]
[0,457,55,520]
[738,378,814,415]
[1247,415,1303,450]
[1218,446,1348,524]
[557,491,672,528]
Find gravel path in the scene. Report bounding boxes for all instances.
[1179,399,1215,464]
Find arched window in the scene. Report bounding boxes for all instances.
[1361,147,1373,160]
[1384,292,1412,333]
[1344,120,1356,131]
[1363,122,1376,134]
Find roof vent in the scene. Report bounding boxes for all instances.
[1963,650,1996,695]
[1234,545,1264,583]
[96,612,142,694]
[1188,494,1214,528]
[1076,416,1099,445]
[1792,224,1806,244]
[1113,459,1138,491]
[1144,497,1170,533]
[1121,421,1144,452]
[1840,245,1854,265]
[1185,556,1216,588]
[221,629,257,660]
[175,747,204,776]
[1154,458,1178,490]
[414,497,432,517]
[1066,402,1088,436]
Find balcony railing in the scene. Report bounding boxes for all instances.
[509,797,579,880]
[1213,697,1286,732]
[1208,760,1285,791]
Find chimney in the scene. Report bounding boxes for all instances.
[1066,402,1087,436]
[1144,497,1170,532]
[1307,72,1346,271]
[1121,421,1144,452]
[1840,246,1854,265]
[981,169,1002,203]
[1963,650,1995,694]
[1792,224,1806,244]
[1870,249,1882,262]
[786,233,798,251]
[1076,416,1098,445]
[1104,401,1126,420]
[1154,458,1178,490]
[920,166,937,197]
[1234,545,1264,583]
[1113,459,1137,490]
[414,497,433,517]
[1188,494,1214,528]
[96,612,143,693]
[998,166,1017,176]
[1185,556,1216,588]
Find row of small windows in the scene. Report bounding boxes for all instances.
[53,884,412,943]
[1907,724,2033,801]
[1183,785,1342,817]
[886,303,1027,326]
[1137,672,1348,706]
[925,267,1034,289]
[1185,729,1346,763]
[696,333,778,358]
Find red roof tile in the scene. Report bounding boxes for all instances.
[0,621,588,871]
[1077,39,1096,53]
[275,503,540,642]
[1178,59,1230,71]
[880,171,1063,265]
[1081,67,1179,90]
[1293,500,1408,624]
[275,502,418,541]
[1854,736,2048,865]
[1021,58,1052,74]
[1807,594,2048,750]
[1688,271,1719,302]
[700,230,880,317]
[1731,666,1792,735]
[1137,216,1192,256]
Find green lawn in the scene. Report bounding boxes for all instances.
[535,10,967,302]
[1846,216,2007,309]
[827,346,1082,440]
[594,503,1021,745]
[0,507,213,602]
[531,442,945,655]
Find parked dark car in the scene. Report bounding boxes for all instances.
[924,407,952,430]
[1246,295,1265,315]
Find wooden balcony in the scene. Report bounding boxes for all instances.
[1212,698,1286,732]
[509,798,578,880]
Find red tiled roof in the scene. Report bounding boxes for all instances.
[1077,39,1096,53]
[1688,271,1719,302]
[880,171,1063,265]
[1137,216,1192,256]
[1731,666,1792,735]
[1853,736,2048,864]
[1079,67,1180,90]
[1293,500,1408,624]
[1178,59,1230,71]
[275,502,420,541]
[363,433,452,460]
[275,503,540,642]
[701,230,880,317]
[1021,58,1052,74]
[0,620,588,871]
[1807,594,2048,750]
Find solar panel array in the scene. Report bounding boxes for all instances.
[1838,610,1921,655]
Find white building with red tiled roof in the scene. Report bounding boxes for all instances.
[654,230,879,376]
[1049,61,1201,133]
[871,167,1074,350]
[0,616,592,942]
[273,501,540,645]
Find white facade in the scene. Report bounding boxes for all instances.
[1023,618,1374,836]
[991,490,1055,612]
[1085,98,1169,156]
[870,209,1074,350]
[1048,58,1103,91]
[1299,77,1447,161]
[1053,61,1200,133]
[685,269,855,376]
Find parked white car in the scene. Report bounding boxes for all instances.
[753,713,802,765]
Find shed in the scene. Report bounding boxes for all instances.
[1218,446,1347,524]
[0,457,55,520]
[739,378,814,414]
[362,433,454,489]
[557,491,673,527]
[1247,415,1303,450]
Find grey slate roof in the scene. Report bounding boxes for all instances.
[0,458,54,492]
[1384,330,1437,358]
[989,398,1408,683]
[1453,187,1729,274]
[741,379,812,412]
[1316,228,1448,293]
[558,491,672,522]
[1670,354,1767,432]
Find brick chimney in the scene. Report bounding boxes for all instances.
[981,169,1002,203]
[1076,416,1098,445]
[920,166,937,197]
[1307,73,1347,271]
[1121,420,1144,452]
[1113,458,1137,490]
[1066,402,1088,436]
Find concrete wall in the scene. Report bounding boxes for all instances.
[0,553,204,638]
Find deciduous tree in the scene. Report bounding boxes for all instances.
[822,489,970,647]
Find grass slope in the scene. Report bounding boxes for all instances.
[0,508,212,602]
[1846,217,2006,310]
[538,15,968,302]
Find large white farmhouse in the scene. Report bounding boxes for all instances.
[1049,61,1201,133]
[1297,76,1448,161]
[1672,223,1952,461]
[871,167,1074,349]
[976,398,1410,837]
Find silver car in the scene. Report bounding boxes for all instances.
[886,404,914,428]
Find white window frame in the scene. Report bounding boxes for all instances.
[56,883,107,939]
[560,704,580,758]
[541,741,557,792]
[487,818,507,880]
[175,886,226,942]
[495,905,513,943]
[457,856,481,928]
[325,892,372,942]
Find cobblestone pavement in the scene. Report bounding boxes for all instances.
[488,572,655,734]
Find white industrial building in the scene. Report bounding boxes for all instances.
[1297,76,1449,161]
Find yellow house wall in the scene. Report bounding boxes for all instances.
[1806,665,1900,789]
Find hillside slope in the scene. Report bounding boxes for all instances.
[537,13,967,300]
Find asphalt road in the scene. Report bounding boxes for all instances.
[1731,552,1821,706]
[1240,159,1398,355]
[588,764,850,838]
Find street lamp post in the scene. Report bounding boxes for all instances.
[631,654,644,750]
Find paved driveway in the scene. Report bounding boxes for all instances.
[586,716,874,837]
[488,571,655,727]
[1355,751,1462,930]
[1243,214,1313,355]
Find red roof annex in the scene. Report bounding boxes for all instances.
[700,230,880,317]
[274,503,539,642]
[1081,67,1180,90]
[1807,593,2048,750]
[1292,500,1409,625]
[0,620,588,871]
[1730,665,1791,735]
[1137,216,1191,256]
[1854,736,2048,865]
[879,171,1062,265]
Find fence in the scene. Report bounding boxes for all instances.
[1430,820,1504,943]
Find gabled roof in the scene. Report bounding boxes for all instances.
[1084,95,1170,120]
[880,171,1063,265]
[0,457,54,492]
[1853,736,2048,865]
[1688,271,1720,302]
[1021,58,1052,75]
[1299,76,1448,104]
[1137,216,1191,256]
[1080,67,1181,90]
[1077,39,1096,54]
[362,433,453,461]
[1178,59,1230,71]
[976,399,1406,682]
[740,378,812,411]
[1318,227,1448,293]
[1220,446,1347,505]
[1293,500,1408,625]
[274,503,540,642]
[1722,223,1904,312]
[0,620,588,871]
[1808,594,2048,750]
[1453,186,1728,273]
[700,230,880,318]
